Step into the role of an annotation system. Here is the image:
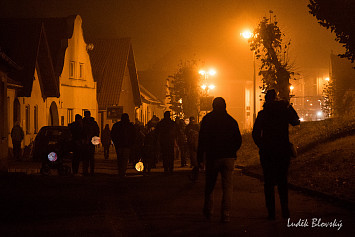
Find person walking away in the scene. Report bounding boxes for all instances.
[82,110,100,176]
[197,97,242,223]
[129,123,145,165]
[155,111,178,174]
[252,89,300,220]
[142,125,158,174]
[68,114,84,175]
[11,121,24,161]
[176,118,188,167]
[185,116,200,181]
[111,113,136,178]
[101,124,111,160]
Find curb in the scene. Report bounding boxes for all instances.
[236,165,355,211]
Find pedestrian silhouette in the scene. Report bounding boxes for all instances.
[176,118,188,167]
[185,116,200,181]
[197,97,242,223]
[101,124,111,160]
[11,121,24,161]
[82,110,100,176]
[68,114,84,175]
[155,111,178,174]
[111,113,136,177]
[142,125,158,174]
[252,89,300,220]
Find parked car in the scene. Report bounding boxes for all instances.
[32,126,73,175]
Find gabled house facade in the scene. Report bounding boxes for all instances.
[0,15,98,150]
[89,38,164,130]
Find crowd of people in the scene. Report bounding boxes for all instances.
[8,90,298,223]
[66,91,299,223]
[100,111,200,177]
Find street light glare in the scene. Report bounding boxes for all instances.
[199,69,216,76]
[241,30,253,39]
[208,84,215,90]
[199,70,206,75]
[208,69,216,76]
[290,85,294,90]
[201,85,207,90]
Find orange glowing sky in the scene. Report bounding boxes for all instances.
[0,0,343,73]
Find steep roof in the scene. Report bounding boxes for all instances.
[0,16,76,97]
[88,38,141,110]
[139,84,163,105]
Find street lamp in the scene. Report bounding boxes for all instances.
[199,69,216,96]
[241,30,256,123]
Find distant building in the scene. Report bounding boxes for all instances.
[88,38,164,130]
[0,15,98,149]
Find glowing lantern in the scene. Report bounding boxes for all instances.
[48,152,57,162]
[91,136,101,145]
[135,161,144,172]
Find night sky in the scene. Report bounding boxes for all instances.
[0,0,345,114]
[0,0,343,71]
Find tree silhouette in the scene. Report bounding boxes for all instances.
[248,13,295,100]
[166,60,201,118]
[308,0,355,64]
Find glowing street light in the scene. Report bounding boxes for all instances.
[241,30,253,39]
[208,84,215,90]
[241,29,256,123]
[199,68,217,96]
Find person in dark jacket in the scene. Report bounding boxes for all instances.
[101,124,111,160]
[11,121,24,161]
[252,89,300,220]
[68,114,84,175]
[82,110,100,176]
[197,97,242,223]
[185,116,200,180]
[111,113,136,177]
[155,111,178,174]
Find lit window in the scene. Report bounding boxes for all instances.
[79,63,84,79]
[25,105,30,134]
[69,61,75,78]
[67,109,74,124]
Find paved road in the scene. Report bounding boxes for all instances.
[1,154,353,237]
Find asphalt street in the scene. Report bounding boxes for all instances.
[1,152,353,237]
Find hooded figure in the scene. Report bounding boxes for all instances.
[252,89,300,220]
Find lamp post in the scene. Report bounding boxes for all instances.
[199,69,216,121]
[199,69,216,97]
[241,30,256,123]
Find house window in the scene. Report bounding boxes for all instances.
[25,105,30,134]
[79,63,84,79]
[67,109,74,124]
[34,105,38,134]
[82,109,88,117]
[69,61,75,78]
